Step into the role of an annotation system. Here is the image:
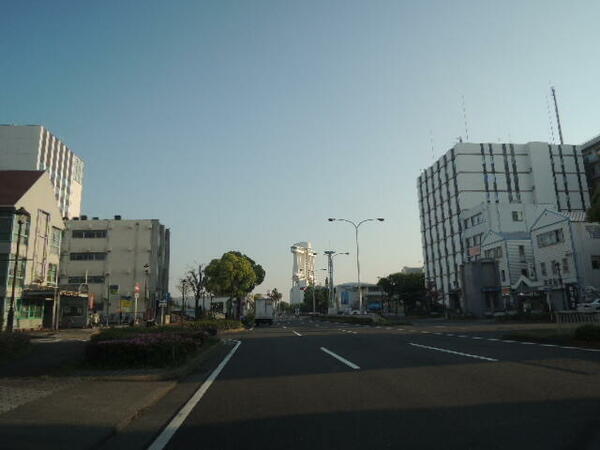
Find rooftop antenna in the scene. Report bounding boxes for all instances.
[551,86,564,144]
[545,92,556,144]
[429,129,435,162]
[461,94,470,141]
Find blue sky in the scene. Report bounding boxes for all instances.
[2,0,600,299]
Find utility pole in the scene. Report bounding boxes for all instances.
[6,208,29,332]
[324,250,349,313]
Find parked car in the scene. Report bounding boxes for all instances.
[576,299,600,312]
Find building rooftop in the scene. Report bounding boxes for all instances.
[0,170,44,206]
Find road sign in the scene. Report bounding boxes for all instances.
[134,293,140,300]
[134,283,141,293]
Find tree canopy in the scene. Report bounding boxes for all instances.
[377,272,426,314]
[204,251,265,317]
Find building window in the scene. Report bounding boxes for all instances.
[537,229,565,248]
[47,263,58,285]
[518,245,526,262]
[0,215,12,241]
[562,258,569,274]
[512,211,523,222]
[521,268,528,277]
[551,260,558,275]
[72,229,107,239]
[464,219,469,229]
[501,270,506,282]
[69,252,107,261]
[592,255,600,270]
[484,246,502,259]
[540,262,547,277]
[50,227,61,254]
[473,234,482,246]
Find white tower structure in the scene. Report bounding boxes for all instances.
[290,241,316,305]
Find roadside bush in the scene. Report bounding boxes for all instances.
[315,316,373,325]
[190,319,243,330]
[495,311,551,322]
[241,313,255,328]
[86,332,205,368]
[574,325,600,342]
[0,333,31,360]
[90,326,199,342]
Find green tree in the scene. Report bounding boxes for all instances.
[588,186,600,222]
[377,272,426,314]
[302,286,329,313]
[204,251,265,318]
[268,288,283,312]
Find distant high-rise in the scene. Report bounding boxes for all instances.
[417,141,590,308]
[290,242,315,305]
[0,125,84,218]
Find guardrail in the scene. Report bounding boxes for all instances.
[555,311,600,331]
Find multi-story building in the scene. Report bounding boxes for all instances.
[531,210,600,309]
[59,216,170,322]
[0,125,85,218]
[417,141,590,308]
[580,134,600,196]
[0,171,65,330]
[290,241,316,305]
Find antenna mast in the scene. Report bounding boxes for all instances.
[551,86,564,144]
[461,95,469,141]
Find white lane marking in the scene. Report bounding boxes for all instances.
[445,333,455,337]
[409,342,499,362]
[540,344,557,347]
[420,331,429,334]
[320,347,360,370]
[487,338,500,342]
[376,326,381,329]
[397,328,405,331]
[282,326,287,329]
[471,337,483,340]
[520,342,536,345]
[148,340,242,450]
[248,327,254,331]
[502,339,515,343]
[386,327,392,330]
[457,335,468,338]
[293,330,302,337]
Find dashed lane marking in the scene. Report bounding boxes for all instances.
[409,342,499,362]
[320,347,360,370]
[292,330,302,337]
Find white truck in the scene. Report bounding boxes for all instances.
[255,298,274,326]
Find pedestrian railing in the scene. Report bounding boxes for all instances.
[555,311,600,331]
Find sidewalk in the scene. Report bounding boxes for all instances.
[0,333,229,450]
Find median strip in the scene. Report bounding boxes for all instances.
[409,343,498,362]
[320,347,360,370]
[148,340,242,450]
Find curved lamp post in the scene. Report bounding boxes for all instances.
[328,217,384,313]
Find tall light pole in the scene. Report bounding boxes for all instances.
[6,207,30,332]
[144,263,150,320]
[328,217,384,313]
[324,251,349,313]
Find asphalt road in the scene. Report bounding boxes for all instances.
[153,318,600,450]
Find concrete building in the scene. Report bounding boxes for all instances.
[290,242,316,305]
[530,210,600,309]
[0,125,85,218]
[334,282,384,313]
[418,141,590,308]
[580,134,600,195]
[0,171,65,330]
[59,216,170,322]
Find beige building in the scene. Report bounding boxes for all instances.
[59,216,170,322]
[0,125,85,218]
[0,171,65,331]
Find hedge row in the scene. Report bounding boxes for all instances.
[0,333,31,360]
[86,332,203,368]
[574,325,600,342]
[189,319,243,330]
[315,316,374,325]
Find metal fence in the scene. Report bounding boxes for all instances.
[555,311,600,331]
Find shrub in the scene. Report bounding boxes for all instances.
[0,333,31,360]
[190,319,243,330]
[90,326,199,342]
[315,316,373,325]
[574,325,600,342]
[86,332,205,368]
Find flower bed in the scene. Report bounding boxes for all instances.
[86,327,208,369]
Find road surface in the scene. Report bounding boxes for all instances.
[151,318,600,450]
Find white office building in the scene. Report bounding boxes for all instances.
[59,216,170,322]
[0,125,85,218]
[417,141,590,308]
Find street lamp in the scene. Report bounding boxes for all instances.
[144,263,150,320]
[6,207,30,332]
[328,217,384,313]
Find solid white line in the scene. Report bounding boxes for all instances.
[292,330,302,336]
[282,326,287,329]
[487,338,500,342]
[471,337,482,340]
[148,340,242,450]
[320,347,360,370]
[409,342,498,362]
